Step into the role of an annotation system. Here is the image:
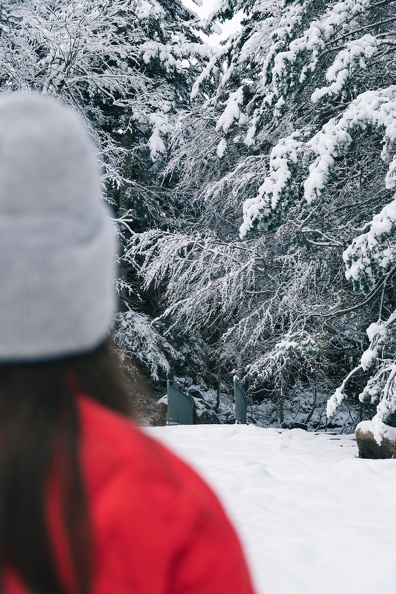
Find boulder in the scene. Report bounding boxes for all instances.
[355,420,396,459]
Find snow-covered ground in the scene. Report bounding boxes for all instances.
[147,425,396,594]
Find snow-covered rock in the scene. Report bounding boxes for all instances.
[355,420,396,458]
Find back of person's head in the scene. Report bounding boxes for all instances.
[0,93,131,594]
[0,93,115,359]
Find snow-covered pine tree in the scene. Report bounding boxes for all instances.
[127,0,396,428]
[125,1,329,425]
[229,0,396,428]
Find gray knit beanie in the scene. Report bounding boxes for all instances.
[0,93,117,360]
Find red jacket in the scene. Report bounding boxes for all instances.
[6,393,256,594]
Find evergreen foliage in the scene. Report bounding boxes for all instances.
[128,0,396,428]
[1,0,396,428]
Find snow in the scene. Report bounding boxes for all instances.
[360,347,377,371]
[305,87,396,205]
[216,87,244,133]
[241,86,396,237]
[147,112,174,161]
[240,134,303,238]
[263,0,373,104]
[113,306,178,380]
[146,424,396,594]
[326,386,345,417]
[216,137,227,158]
[181,0,243,47]
[343,194,396,287]
[357,419,396,445]
[311,34,378,103]
[136,1,161,19]
[191,50,223,100]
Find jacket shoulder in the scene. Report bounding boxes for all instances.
[77,393,205,495]
[77,395,256,594]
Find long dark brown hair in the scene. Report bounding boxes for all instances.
[0,338,134,594]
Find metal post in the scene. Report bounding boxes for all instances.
[166,380,195,425]
[234,376,247,424]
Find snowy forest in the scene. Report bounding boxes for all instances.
[2,0,395,431]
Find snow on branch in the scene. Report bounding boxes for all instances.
[311,34,380,102]
[191,48,224,100]
[216,87,244,133]
[328,309,396,423]
[241,86,396,237]
[147,111,173,161]
[263,0,374,106]
[140,39,212,70]
[246,331,320,385]
[344,201,396,291]
[125,228,260,335]
[261,1,306,96]
[135,0,164,19]
[306,86,396,201]
[240,133,304,237]
[113,306,180,380]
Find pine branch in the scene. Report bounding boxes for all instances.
[324,264,396,319]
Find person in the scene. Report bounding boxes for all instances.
[0,93,256,594]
